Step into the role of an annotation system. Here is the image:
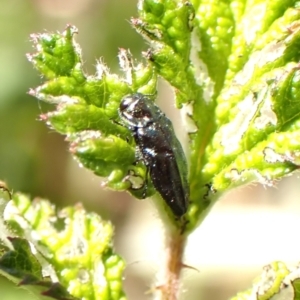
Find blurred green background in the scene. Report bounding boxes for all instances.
[2,1,300,300]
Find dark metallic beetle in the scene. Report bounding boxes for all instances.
[119,93,189,217]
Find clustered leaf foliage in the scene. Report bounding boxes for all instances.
[231,261,300,300]
[27,1,300,232]
[28,25,157,201]
[0,0,297,299]
[0,194,125,300]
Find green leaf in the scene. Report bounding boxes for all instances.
[230,261,300,300]
[0,237,42,279]
[0,193,126,300]
[130,1,300,230]
[28,25,157,200]
[134,0,199,105]
[174,1,300,230]
[28,1,300,231]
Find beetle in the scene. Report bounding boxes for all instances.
[119,93,189,217]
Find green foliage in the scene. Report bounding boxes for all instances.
[188,1,300,230]
[28,0,300,233]
[10,0,300,299]
[0,194,125,300]
[28,26,157,201]
[230,261,300,300]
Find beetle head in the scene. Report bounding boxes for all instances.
[119,93,158,127]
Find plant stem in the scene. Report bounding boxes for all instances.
[155,229,187,300]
